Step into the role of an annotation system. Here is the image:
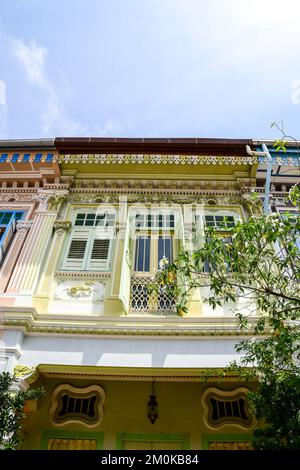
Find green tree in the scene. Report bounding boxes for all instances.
[155,200,300,449]
[0,372,44,450]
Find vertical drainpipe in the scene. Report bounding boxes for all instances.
[246,144,273,215]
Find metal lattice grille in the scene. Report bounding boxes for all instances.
[130,275,176,315]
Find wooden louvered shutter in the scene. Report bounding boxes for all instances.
[62,228,90,270]
[86,236,112,270]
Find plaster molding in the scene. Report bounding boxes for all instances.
[53,220,72,237]
[13,364,35,378]
[54,271,111,280]
[49,383,105,428]
[54,280,106,301]
[35,189,69,212]
[68,192,248,206]
[16,220,33,234]
[201,387,256,431]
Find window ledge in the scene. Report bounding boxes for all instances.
[54,270,111,280]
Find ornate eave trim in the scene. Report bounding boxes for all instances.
[34,364,246,383]
[55,153,258,166]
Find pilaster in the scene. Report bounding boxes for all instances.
[35,221,72,298]
[6,190,68,294]
[0,221,33,293]
[104,220,128,316]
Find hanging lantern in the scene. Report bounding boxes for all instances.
[147,380,158,424]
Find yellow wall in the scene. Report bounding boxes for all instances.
[23,376,253,450]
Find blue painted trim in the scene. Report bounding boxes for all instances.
[11,153,19,163]
[22,153,30,162]
[34,153,42,163]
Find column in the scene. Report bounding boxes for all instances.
[0,221,33,293]
[182,205,203,317]
[35,221,71,297]
[104,220,129,316]
[7,189,68,294]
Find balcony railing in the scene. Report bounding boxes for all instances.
[130,275,176,315]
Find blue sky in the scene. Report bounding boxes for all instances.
[0,0,300,140]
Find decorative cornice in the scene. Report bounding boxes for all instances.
[1,310,261,337]
[55,153,259,166]
[35,364,244,382]
[2,321,260,337]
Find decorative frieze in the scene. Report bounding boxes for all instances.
[68,192,247,206]
[54,280,106,301]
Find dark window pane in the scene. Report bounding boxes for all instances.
[135,237,150,271]
[1,213,12,224]
[218,400,225,418]
[158,237,164,266]
[74,398,81,413]
[210,398,218,420]
[15,212,23,221]
[144,237,150,271]
[238,398,248,420]
[137,237,145,271]
[88,395,97,417]
[225,401,233,416]
[232,400,240,417]
[158,237,173,266]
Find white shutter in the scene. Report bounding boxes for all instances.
[86,228,114,271]
[62,228,90,270]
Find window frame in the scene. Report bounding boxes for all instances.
[61,209,115,272]
[201,387,256,431]
[0,210,24,265]
[132,232,175,274]
[49,384,105,428]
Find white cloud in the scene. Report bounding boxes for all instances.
[10,39,48,88]
[3,33,130,137]
[8,36,89,136]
